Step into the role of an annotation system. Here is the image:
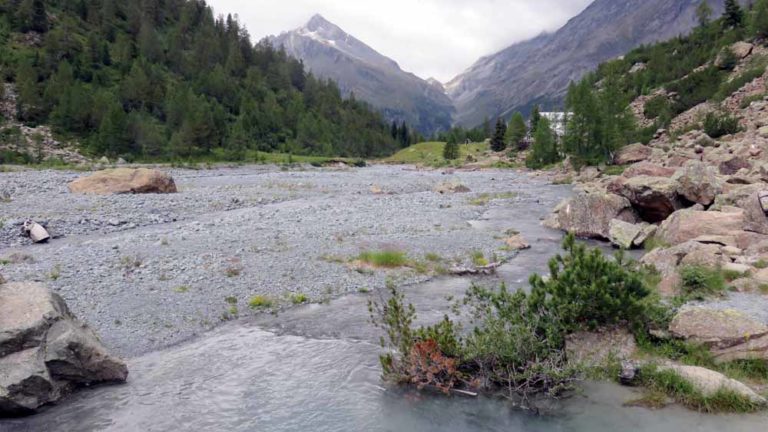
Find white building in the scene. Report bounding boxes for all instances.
[540,112,570,137]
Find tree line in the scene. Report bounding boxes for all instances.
[0,0,404,161]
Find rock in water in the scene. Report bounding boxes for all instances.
[69,168,177,195]
[0,282,128,416]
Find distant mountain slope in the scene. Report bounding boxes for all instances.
[447,0,738,127]
[271,15,454,135]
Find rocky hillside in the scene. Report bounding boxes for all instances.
[270,15,454,135]
[447,0,739,128]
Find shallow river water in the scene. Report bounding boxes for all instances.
[3,174,766,432]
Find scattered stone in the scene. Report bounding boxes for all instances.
[619,361,640,386]
[21,220,50,244]
[0,282,128,416]
[69,168,178,195]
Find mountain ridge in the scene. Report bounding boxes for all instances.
[270,14,454,135]
[446,0,738,128]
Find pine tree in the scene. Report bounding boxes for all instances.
[15,0,48,33]
[443,135,460,160]
[505,112,528,150]
[530,105,542,134]
[490,118,507,152]
[750,0,768,38]
[696,1,713,27]
[724,0,744,28]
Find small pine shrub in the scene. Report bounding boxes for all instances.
[679,265,726,299]
[703,112,740,138]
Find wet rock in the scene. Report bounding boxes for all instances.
[0,282,127,416]
[613,176,683,223]
[69,168,177,195]
[614,143,652,165]
[659,365,765,405]
[544,192,638,240]
[672,161,723,206]
[657,209,744,245]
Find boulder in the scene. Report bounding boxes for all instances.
[679,244,727,267]
[672,161,723,206]
[730,41,754,59]
[669,307,768,362]
[614,176,683,223]
[739,192,768,236]
[0,282,127,416]
[623,162,676,179]
[719,157,752,176]
[69,168,177,195]
[614,143,652,165]
[659,365,766,406]
[657,209,744,245]
[565,327,637,366]
[544,193,639,240]
[609,219,652,249]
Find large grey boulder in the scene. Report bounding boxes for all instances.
[660,365,766,406]
[612,176,683,223]
[544,192,639,240]
[0,282,128,417]
[657,209,744,245]
[669,307,768,363]
[614,143,652,165]
[608,219,656,249]
[673,161,723,206]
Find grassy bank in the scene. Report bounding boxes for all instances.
[384,141,489,166]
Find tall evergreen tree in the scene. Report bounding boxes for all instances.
[505,112,528,150]
[724,0,744,28]
[490,117,507,152]
[443,135,460,160]
[530,105,542,134]
[526,117,560,169]
[750,0,768,38]
[696,1,713,27]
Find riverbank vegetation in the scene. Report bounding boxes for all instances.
[369,235,767,412]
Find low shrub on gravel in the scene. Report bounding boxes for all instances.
[369,235,663,406]
[358,250,409,268]
[249,295,274,309]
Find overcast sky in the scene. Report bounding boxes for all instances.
[206,0,594,82]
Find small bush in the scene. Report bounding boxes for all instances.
[249,295,274,309]
[471,251,489,267]
[643,95,671,120]
[358,250,408,268]
[703,112,740,138]
[679,265,726,299]
[290,293,309,305]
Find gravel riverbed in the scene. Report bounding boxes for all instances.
[0,164,568,357]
